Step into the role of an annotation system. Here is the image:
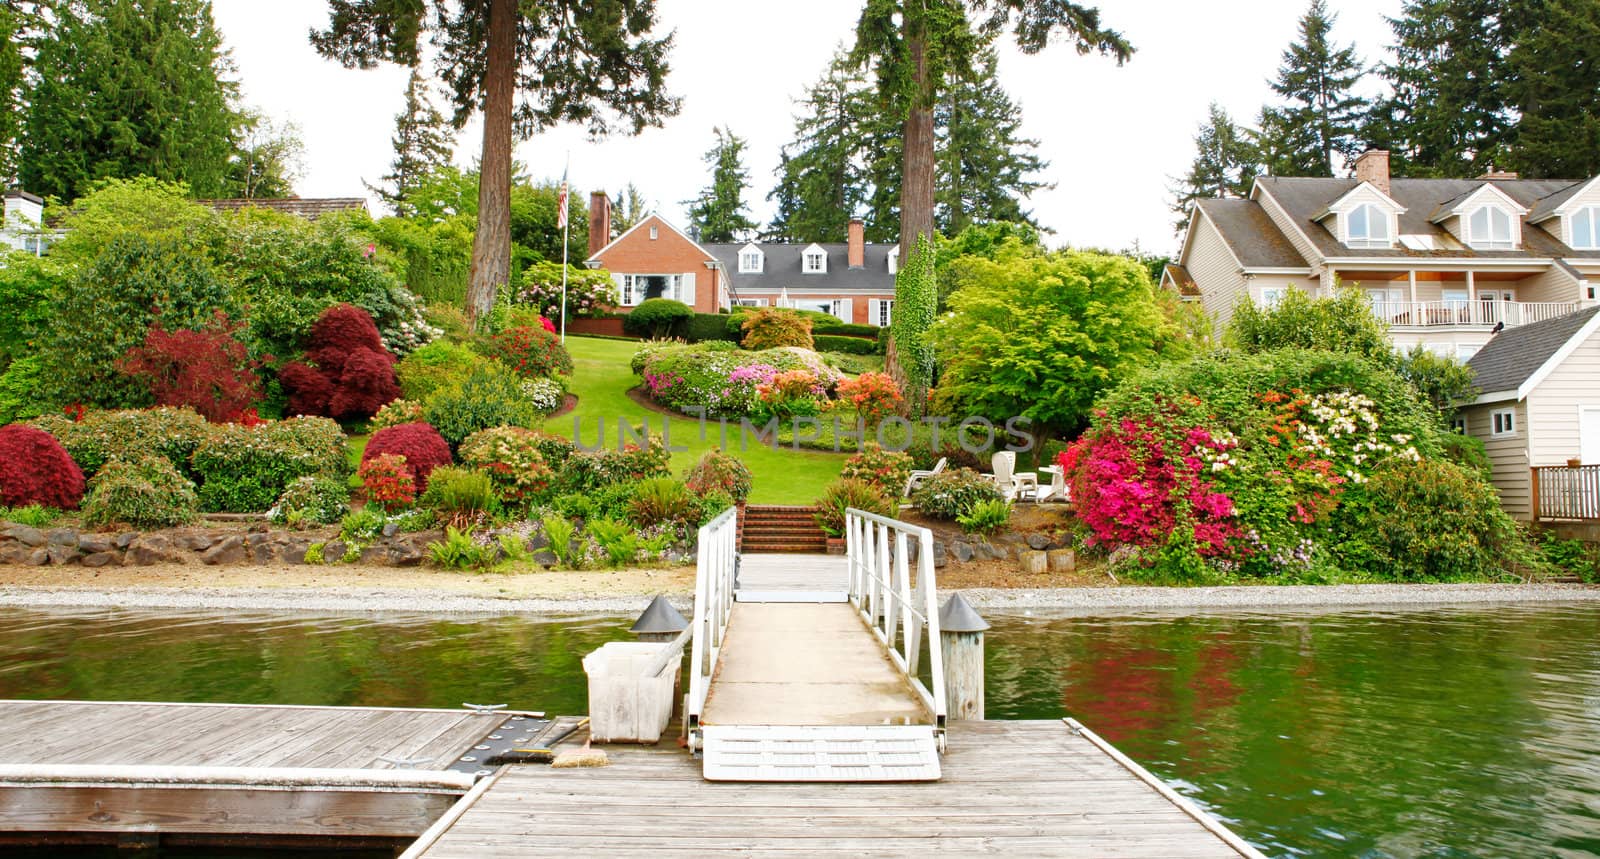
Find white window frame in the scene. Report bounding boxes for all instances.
[738,249,764,273]
[1467,205,1515,250]
[1259,286,1287,309]
[733,298,766,307]
[1491,408,1517,437]
[1451,416,1467,435]
[649,226,659,240]
[619,274,681,307]
[1345,203,1393,249]
[887,246,899,275]
[1571,206,1600,250]
[876,299,894,327]
[803,251,826,274]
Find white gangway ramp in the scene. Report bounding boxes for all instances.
[687,508,946,782]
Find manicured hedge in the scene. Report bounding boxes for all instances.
[813,323,881,339]
[815,334,877,355]
[680,313,739,343]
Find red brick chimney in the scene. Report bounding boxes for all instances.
[1354,150,1391,196]
[847,218,865,268]
[588,192,612,257]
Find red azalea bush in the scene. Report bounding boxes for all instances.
[280,304,400,421]
[538,315,557,334]
[0,424,86,510]
[483,325,574,379]
[358,453,416,512]
[683,449,753,502]
[362,422,452,491]
[115,312,264,423]
[834,372,904,426]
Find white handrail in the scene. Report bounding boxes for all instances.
[686,505,738,753]
[1371,299,1582,329]
[845,508,947,747]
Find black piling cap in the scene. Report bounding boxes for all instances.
[938,593,989,633]
[630,594,689,634]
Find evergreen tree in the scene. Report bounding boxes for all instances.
[935,47,1049,234]
[1366,0,1513,178]
[765,49,872,243]
[227,109,304,198]
[313,0,679,327]
[611,182,649,235]
[685,126,758,243]
[21,0,239,200]
[1169,103,1260,232]
[1506,0,1600,179]
[0,3,28,184]
[1255,0,1366,177]
[368,69,454,216]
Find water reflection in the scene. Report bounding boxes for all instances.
[0,604,1596,857]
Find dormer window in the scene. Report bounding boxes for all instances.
[1573,206,1600,250]
[1346,204,1392,248]
[887,245,899,275]
[1467,206,1515,249]
[738,244,764,273]
[802,244,827,274]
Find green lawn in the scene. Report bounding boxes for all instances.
[541,336,846,504]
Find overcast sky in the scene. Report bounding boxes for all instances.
[212,0,1405,256]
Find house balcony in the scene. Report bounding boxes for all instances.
[1370,300,1584,330]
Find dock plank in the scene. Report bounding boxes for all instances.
[413,720,1255,858]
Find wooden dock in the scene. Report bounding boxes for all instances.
[0,699,536,849]
[407,719,1262,858]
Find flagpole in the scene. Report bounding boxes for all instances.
[559,152,571,346]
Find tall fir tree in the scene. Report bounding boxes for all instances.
[1505,0,1600,179]
[1366,0,1514,178]
[313,0,679,327]
[684,126,758,243]
[21,0,240,200]
[368,69,454,216]
[0,3,29,185]
[935,46,1049,235]
[1169,103,1260,232]
[610,182,649,235]
[766,49,873,243]
[1255,0,1366,177]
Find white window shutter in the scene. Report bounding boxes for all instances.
[612,273,629,305]
[869,300,880,326]
[681,272,696,307]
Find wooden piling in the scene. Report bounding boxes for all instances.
[937,594,988,721]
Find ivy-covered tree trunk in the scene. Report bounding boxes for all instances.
[887,33,938,408]
[465,0,515,328]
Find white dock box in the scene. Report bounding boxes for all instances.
[583,641,679,743]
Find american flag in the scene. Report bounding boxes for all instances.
[556,169,569,230]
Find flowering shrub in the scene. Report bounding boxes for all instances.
[370,399,426,431]
[269,476,350,526]
[683,450,753,502]
[638,344,843,418]
[484,325,574,378]
[0,424,86,510]
[840,443,914,497]
[380,289,443,356]
[912,468,1004,520]
[359,453,416,512]
[82,456,198,528]
[521,377,566,413]
[115,312,264,423]
[191,417,348,512]
[741,308,814,350]
[30,407,211,479]
[280,304,400,421]
[834,372,903,426]
[458,426,552,507]
[363,422,453,491]
[757,370,825,420]
[552,441,672,495]
[511,261,619,323]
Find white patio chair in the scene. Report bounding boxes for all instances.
[990,452,1039,502]
[903,457,948,497]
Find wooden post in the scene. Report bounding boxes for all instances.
[1531,466,1542,522]
[938,594,988,721]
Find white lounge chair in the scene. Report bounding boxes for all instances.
[903,457,948,497]
[990,451,1039,502]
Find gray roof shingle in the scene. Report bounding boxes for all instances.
[1466,305,1600,396]
[1253,176,1597,261]
[706,242,897,293]
[1193,198,1308,269]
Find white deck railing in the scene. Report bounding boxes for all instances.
[685,505,738,752]
[1371,299,1582,329]
[845,508,947,748]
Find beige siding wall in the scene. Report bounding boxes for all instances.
[1255,190,1323,265]
[1186,214,1248,333]
[1517,265,1585,304]
[1458,401,1532,519]
[1527,331,1600,464]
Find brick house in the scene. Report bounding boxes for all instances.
[583,193,897,326]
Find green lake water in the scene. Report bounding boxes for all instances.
[0,603,1597,857]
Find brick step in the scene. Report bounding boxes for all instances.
[742,523,825,535]
[741,542,828,554]
[742,505,820,514]
[742,510,821,520]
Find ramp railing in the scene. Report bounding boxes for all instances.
[686,505,738,753]
[845,508,947,748]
